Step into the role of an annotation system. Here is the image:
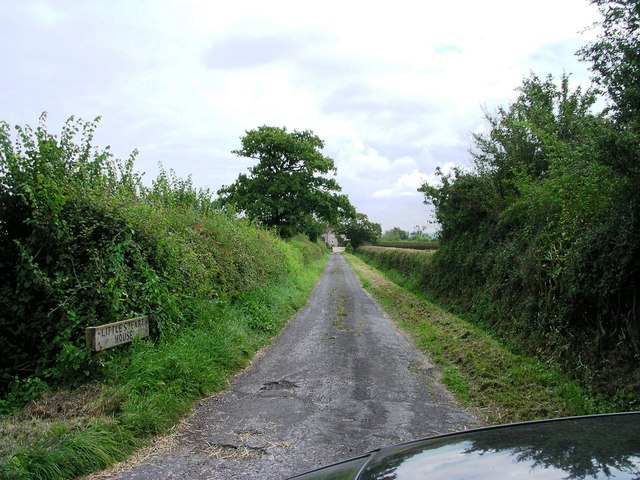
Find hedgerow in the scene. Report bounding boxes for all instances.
[0,114,315,404]
[418,74,640,405]
[358,246,434,282]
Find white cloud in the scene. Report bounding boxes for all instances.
[373,169,427,199]
[335,138,416,178]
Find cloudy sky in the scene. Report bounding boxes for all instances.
[1,1,601,233]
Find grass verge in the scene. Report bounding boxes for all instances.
[346,253,610,424]
[0,255,328,480]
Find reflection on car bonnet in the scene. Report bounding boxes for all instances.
[289,413,640,479]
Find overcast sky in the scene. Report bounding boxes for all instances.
[1,1,601,233]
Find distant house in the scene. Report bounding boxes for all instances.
[321,227,350,248]
[321,228,349,247]
[321,229,339,247]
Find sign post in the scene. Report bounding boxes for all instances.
[86,316,150,351]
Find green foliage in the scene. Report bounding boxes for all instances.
[380,227,410,241]
[217,125,356,238]
[0,115,310,402]
[0,250,327,480]
[337,212,381,250]
[377,228,436,247]
[419,72,640,400]
[408,226,433,242]
[0,378,50,415]
[286,234,327,265]
[579,0,640,126]
[0,114,144,391]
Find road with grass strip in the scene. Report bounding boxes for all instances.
[99,253,478,479]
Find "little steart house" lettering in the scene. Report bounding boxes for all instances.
[86,316,150,351]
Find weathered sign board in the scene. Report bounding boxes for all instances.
[86,316,149,351]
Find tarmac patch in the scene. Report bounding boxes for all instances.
[260,380,298,391]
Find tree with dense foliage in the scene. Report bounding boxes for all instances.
[217,126,355,238]
[338,213,381,249]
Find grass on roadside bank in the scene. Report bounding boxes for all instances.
[345,253,611,424]
[0,255,328,480]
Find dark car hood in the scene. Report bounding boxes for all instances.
[291,413,640,479]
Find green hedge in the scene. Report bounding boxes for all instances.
[415,75,640,406]
[0,115,319,400]
[358,246,434,281]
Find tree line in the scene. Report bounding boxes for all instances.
[214,125,435,249]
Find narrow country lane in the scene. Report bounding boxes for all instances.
[102,253,478,479]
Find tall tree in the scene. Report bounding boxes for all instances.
[578,0,640,181]
[217,126,355,238]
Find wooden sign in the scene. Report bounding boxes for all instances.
[86,316,149,351]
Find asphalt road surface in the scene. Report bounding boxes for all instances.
[107,253,478,479]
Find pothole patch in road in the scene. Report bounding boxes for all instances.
[202,443,265,460]
[260,380,298,391]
